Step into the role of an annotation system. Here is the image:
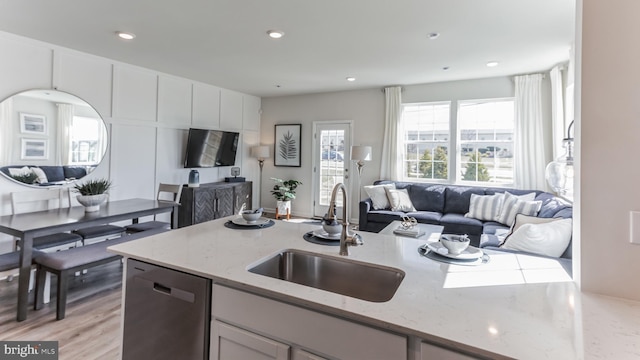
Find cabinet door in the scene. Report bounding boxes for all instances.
[291,349,328,360]
[234,182,253,212]
[215,187,235,218]
[420,341,477,360]
[194,188,216,224]
[211,320,290,360]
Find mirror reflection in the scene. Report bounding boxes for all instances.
[0,89,107,187]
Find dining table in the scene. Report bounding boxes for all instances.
[0,198,179,322]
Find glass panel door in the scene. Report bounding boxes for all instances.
[313,122,351,218]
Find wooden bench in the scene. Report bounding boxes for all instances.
[34,227,169,320]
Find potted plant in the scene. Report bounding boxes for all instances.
[270,178,302,218]
[73,178,112,212]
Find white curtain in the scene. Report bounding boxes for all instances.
[549,65,565,160]
[57,103,74,165]
[514,74,546,190]
[0,98,13,164]
[380,86,403,180]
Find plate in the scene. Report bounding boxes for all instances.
[426,242,483,260]
[231,217,271,226]
[418,245,490,266]
[312,229,341,241]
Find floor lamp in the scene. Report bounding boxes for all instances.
[251,145,270,208]
[350,145,372,204]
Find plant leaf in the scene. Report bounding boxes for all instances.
[278,131,297,160]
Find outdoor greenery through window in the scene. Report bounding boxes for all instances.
[401,98,515,185]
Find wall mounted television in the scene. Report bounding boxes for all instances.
[184,128,240,168]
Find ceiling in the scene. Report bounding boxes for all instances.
[0,0,575,98]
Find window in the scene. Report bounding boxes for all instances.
[458,99,514,185]
[401,102,450,181]
[69,116,104,165]
[401,98,515,186]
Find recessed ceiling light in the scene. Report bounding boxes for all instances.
[346,77,356,82]
[116,31,136,40]
[486,61,499,67]
[428,32,440,40]
[267,30,284,39]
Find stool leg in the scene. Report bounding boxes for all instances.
[56,271,68,320]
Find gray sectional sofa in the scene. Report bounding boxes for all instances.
[358,180,573,261]
[1,165,88,185]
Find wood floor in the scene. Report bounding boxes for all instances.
[0,262,124,360]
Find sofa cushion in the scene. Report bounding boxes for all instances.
[501,215,572,258]
[30,167,48,183]
[482,221,510,236]
[439,213,484,236]
[443,186,485,214]
[408,184,446,213]
[495,192,542,226]
[364,184,395,210]
[406,211,442,224]
[537,195,572,218]
[385,188,415,212]
[465,193,504,221]
[63,166,87,180]
[39,166,65,182]
[367,210,406,224]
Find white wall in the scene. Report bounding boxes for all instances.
[260,76,553,219]
[578,0,640,300]
[0,31,261,250]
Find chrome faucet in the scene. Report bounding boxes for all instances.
[327,183,363,256]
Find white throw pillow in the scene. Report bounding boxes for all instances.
[495,192,542,226]
[465,193,504,221]
[30,167,48,184]
[385,188,416,212]
[501,217,572,258]
[364,184,395,210]
[8,166,32,177]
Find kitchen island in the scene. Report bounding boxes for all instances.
[109,217,640,360]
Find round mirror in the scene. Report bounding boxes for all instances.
[0,89,108,187]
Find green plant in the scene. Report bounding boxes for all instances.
[11,173,38,185]
[73,178,112,195]
[419,146,448,180]
[462,153,490,182]
[270,178,302,201]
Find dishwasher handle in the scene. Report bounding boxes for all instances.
[134,277,196,303]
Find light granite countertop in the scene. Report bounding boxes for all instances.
[109,217,640,359]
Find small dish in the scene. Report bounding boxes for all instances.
[426,242,483,260]
[231,217,270,227]
[312,229,341,241]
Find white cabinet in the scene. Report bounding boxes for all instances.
[212,320,290,360]
[291,349,328,360]
[211,284,406,360]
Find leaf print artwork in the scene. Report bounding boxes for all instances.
[279,131,297,160]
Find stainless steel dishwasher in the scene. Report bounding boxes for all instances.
[122,259,211,360]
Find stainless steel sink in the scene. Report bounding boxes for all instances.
[248,249,405,302]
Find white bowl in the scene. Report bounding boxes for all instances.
[440,234,470,255]
[241,210,262,223]
[322,222,342,235]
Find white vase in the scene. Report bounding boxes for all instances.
[276,200,291,214]
[76,194,108,212]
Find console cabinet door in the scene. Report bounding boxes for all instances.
[214,187,234,218]
[234,182,253,212]
[211,320,290,360]
[193,188,216,225]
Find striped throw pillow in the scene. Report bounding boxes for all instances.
[465,194,504,221]
[496,192,542,226]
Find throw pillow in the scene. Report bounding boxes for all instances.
[8,166,32,177]
[364,184,395,210]
[495,192,542,226]
[465,193,504,221]
[385,188,416,212]
[501,216,572,258]
[30,167,48,184]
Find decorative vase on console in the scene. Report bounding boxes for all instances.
[73,178,112,212]
[188,169,200,188]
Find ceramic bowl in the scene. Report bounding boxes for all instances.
[322,222,342,235]
[241,210,262,223]
[440,234,470,255]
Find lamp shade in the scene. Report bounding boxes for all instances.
[351,146,372,161]
[250,145,270,159]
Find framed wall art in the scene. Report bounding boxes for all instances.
[20,113,47,134]
[21,138,48,160]
[274,124,301,167]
